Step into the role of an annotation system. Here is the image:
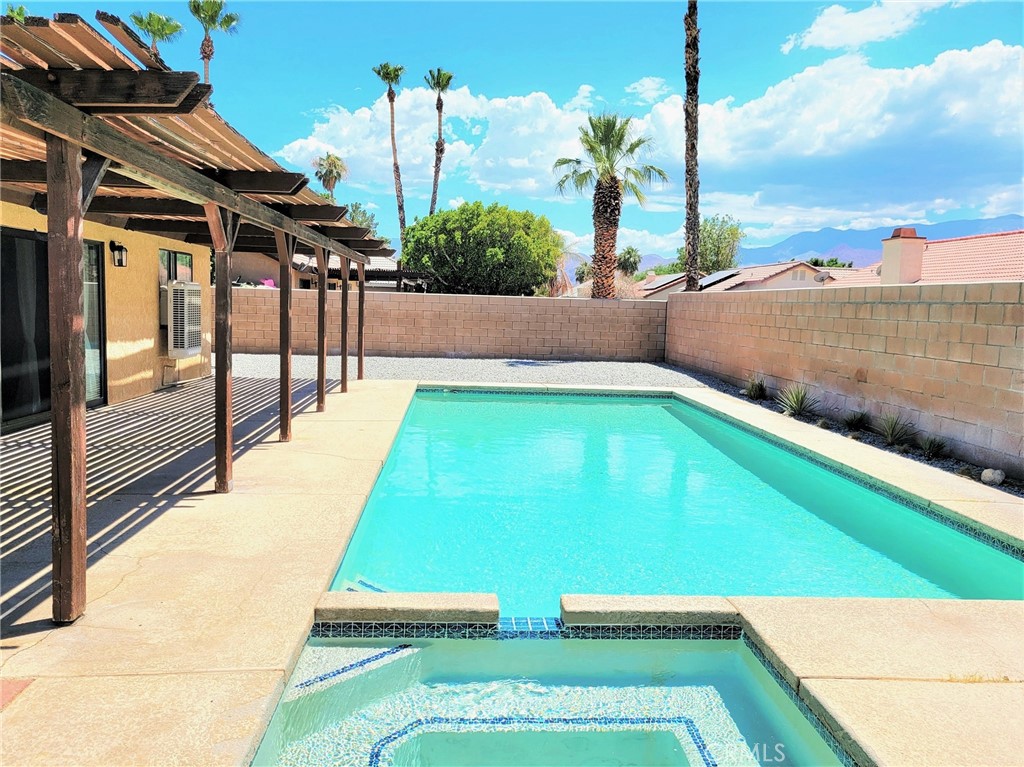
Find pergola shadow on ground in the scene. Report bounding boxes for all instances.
[0,376,329,635]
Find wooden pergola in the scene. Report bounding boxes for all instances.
[0,11,393,624]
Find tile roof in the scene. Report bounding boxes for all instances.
[826,230,1024,287]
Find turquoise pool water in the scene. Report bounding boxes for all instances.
[333,391,1023,615]
[253,639,843,766]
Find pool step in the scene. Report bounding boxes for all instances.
[339,576,389,593]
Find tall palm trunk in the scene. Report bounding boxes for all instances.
[387,86,407,243]
[683,0,700,291]
[200,33,213,84]
[429,93,445,216]
[592,177,622,299]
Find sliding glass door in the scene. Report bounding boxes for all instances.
[1,230,106,429]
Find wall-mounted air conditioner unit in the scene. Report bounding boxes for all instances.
[167,280,203,359]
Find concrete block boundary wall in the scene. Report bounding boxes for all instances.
[666,282,1023,476]
[231,287,667,362]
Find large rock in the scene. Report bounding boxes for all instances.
[981,468,1006,486]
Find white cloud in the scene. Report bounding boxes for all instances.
[782,1,950,54]
[640,41,1023,167]
[449,196,466,208]
[980,182,1023,218]
[563,84,596,111]
[625,76,671,104]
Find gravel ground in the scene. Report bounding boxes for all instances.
[232,353,710,388]
[231,353,1021,498]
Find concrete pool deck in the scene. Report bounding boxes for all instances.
[1,375,1022,766]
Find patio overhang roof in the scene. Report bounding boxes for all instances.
[0,9,380,625]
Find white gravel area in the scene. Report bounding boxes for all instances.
[231,353,708,388]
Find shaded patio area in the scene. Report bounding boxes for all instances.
[1,376,328,637]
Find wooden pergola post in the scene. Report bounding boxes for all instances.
[340,255,350,393]
[275,230,296,441]
[46,134,88,624]
[314,246,328,412]
[357,261,366,380]
[204,203,240,493]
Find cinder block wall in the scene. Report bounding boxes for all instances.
[666,282,1023,475]
[232,288,667,362]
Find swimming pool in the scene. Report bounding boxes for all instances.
[253,638,845,766]
[333,390,1023,615]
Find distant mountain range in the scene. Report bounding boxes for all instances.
[739,214,1023,268]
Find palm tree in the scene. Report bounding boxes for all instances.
[683,0,700,291]
[617,245,642,276]
[372,62,407,244]
[187,0,240,85]
[129,12,184,54]
[6,4,26,22]
[424,68,454,216]
[554,114,667,299]
[313,153,348,203]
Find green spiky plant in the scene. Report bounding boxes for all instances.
[129,12,184,54]
[554,113,667,299]
[6,4,27,22]
[876,411,916,446]
[776,383,819,418]
[424,67,454,216]
[918,434,947,461]
[745,373,768,401]
[842,410,872,432]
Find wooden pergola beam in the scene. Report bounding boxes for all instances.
[1,73,367,263]
[95,10,169,71]
[340,256,350,394]
[314,246,328,412]
[88,84,211,115]
[314,225,369,239]
[46,133,87,624]
[205,203,241,494]
[11,69,199,108]
[201,170,308,196]
[270,204,348,222]
[275,230,297,442]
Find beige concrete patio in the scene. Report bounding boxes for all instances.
[1,377,1021,766]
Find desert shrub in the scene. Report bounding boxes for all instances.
[745,373,768,401]
[918,434,947,461]
[842,411,871,432]
[815,417,831,430]
[876,411,917,446]
[776,383,819,418]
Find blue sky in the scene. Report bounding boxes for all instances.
[30,1,1024,257]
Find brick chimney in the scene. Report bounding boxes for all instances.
[880,227,925,285]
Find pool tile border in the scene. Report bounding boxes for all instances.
[306,620,857,766]
[368,715,718,767]
[413,384,1023,561]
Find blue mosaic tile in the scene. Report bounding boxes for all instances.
[310,621,498,639]
[416,386,674,401]
[367,714,718,767]
[561,624,742,640]
[741,634,858,767]
[295,644,412,689]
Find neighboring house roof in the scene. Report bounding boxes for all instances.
[827,230,1024,287]
[700,269,741,289]
[700,261,818,292]
[568,276,644,299]
[639,273,686,292]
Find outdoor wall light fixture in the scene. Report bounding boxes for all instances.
[110,241,128,268]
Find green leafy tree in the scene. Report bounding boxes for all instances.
[402,201,562,295]
[808,256,853,268]
[554,113,667,299]
[129,12,184,54]
[373,62,407,245]
[6,4,26,22]
[617,245,642,276]
[575,261,592,284]
[683,0,700,290]
[425,68,455,216]
[674,215,744,274]
[187,0,240,85]
[313,153,347,202]
[345,201,390,246]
